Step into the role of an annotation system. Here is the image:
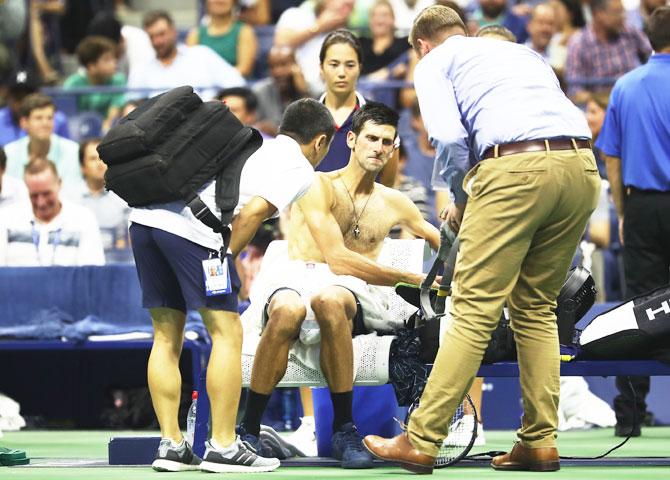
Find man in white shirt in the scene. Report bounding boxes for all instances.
[0,158,105,266]
[525,3,557,62]
[127,10,245,101]
[77,138,131,263]
[127,99,335,473]
[3,94,83,194]
[0,146,28,208]
[363,6,599,473]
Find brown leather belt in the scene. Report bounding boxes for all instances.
[482,138,592,160]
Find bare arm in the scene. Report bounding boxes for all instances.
[236,23,258,77]
[393,191,440,251]
[230,196,278,257]
[297,176,424,286]
[604,154,625,245]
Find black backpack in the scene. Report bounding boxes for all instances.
[98,86,263,254]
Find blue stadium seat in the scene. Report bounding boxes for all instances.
[52,94,79,118]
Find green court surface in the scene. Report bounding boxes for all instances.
[2,428,669,479]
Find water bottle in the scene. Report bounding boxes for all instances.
[185,390,198,446]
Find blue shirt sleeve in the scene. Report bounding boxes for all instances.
[595,85,621,157]
[414,58,471,204]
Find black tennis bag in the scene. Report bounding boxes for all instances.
[98,86,263,252]
[577,285,670,360]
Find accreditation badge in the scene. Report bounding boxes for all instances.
[202,256,231,296]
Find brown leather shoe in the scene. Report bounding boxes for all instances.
[363,433,435,474]
[491,442,560,472]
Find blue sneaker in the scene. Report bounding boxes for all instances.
[236,425,279,458]
[331,423,374,469]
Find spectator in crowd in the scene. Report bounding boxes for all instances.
[0,0,26,76]
[3,93,83,192]
[585,90,611,177]
[217,87,259,128]
[475,24,518,41]
[63,36,127,132]
[596,6,670,438]
[389,0,436,37]
[0,158,105,266]
[0,146,28,207]
[186,0,258,78]
[274,0,355,96]
[127,10,245,101]
[252,46,309,137]
[359,0,410,81]
[565,0,651,102]
[77,138,131,262]
[316,29,398,186]
[86,11,154,78]
[390,143,431,239]
[0,70,70,147]
[526,3,558,62]
[471,0,530,43]
[548,0,586,73]
[401,100,441,225]
[626,0,667,31]
[216,87,274,140]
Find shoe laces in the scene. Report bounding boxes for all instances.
[339,427,365,452]
[238,436,259,455]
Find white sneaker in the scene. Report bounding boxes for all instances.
[200,436,280,473]
[443,414,477,447]
[474,423,486,446]
[286,416,318,457]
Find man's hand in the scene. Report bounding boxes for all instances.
[440,202,466,234]
[618,216,624,246]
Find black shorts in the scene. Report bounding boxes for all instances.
[129,223,240,313]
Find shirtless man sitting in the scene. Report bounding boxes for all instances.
[237,102,440,469]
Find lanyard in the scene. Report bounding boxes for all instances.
[31,221,61,266]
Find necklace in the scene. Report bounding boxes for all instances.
[339,176,373,239]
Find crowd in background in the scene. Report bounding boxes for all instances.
[1,0,668,304]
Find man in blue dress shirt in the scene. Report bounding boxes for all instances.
[596,6,670,439]
[363,5,600,473]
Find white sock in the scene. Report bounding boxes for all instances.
[166,438,185,450]
[209,437,236,453]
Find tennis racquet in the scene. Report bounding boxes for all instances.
[406,393,478,468]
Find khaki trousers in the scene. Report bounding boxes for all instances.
[408,146,601,456]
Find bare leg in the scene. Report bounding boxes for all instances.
[199,308,244,447]
[468,378,484,423]
[250,290,306,393]
[300,387,314,417]
[310,286,358,393]
[148,307,186,442]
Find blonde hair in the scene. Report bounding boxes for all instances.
[409,5,467,53]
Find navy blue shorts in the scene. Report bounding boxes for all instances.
[129,223,240,313]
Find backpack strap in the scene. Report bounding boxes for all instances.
[420,223,459,322]
[186,195,231,259]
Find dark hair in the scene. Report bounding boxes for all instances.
[216,87,258,113]
[20,93,55,118]
[76,36,117,67]
[87,11,122,44]
[0,147,6,170]
[351,101,399,137]
[645,6,670,52]
[319,29,364,65]
[79,137,102,166]
[559,0,586,28]
[279,98,336,144]
[143,9,174,29]
[590,0,612,14]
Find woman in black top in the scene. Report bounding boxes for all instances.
[358,0,409,79]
